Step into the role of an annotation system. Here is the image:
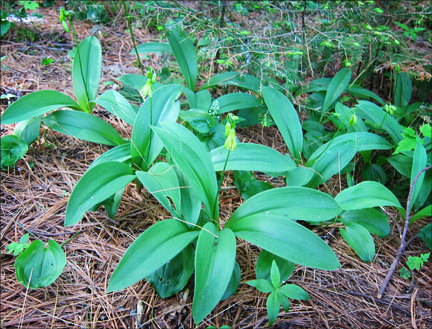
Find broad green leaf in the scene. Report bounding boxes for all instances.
[131,84,181,170]
[89,143,132,169]
[200,72,261,92]
[418,224,431,249]
[270,260,281,289]
[1,135,28,170]
[136,162,182,219]
[90,90,137,126]
[193,223,236,324]
[130,42,171,55]
[215,93,262,114]
[232,170,273,200]
[278,291,291,312]
[278,284,310,300]
[340,208,390,238]
[256,249,295,283]
[183,88,211,110]
[173,166,201,227]
[246,279,274,293]
[409,205,432,225]
[221,261,241,300]
[385,154,412,177]
[307,140,356,188]
[266,291,280,326]
[107,219,199,292]
[394,72,412,109]
[117,74,162,91]
[363,162,386,184]
[306,132,393,166]
[13,115,43,145]
[346,85,385,106]
[322,68,351,114]
[334,103,368,133]
[355,101,403,144]
[43,110,124,146]
[340,222,375,262]
[335,181,401,211]
[413,168,431,212]
[285,166,315,186]
[167,27,197,91]
[410,138,427,212]
[1,90,82,124]
[226,213,340,270]
[65,162,136,226]
[15,239,66,289]
[152,122,218,219]
[262,86,303,162]
[211,143,295,172]
[197,124,226,151]
[229,186,341,224]
[145,244,194,298]
[73,36,101,113]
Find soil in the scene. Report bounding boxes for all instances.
[1,3,431,329]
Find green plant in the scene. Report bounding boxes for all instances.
[394,21,426,43]
[6,233,31,256]
[247,251,310,326]
[399,253,430,279]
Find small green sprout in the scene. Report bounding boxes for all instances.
[6,233,31,256]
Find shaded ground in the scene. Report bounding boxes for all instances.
[1,3,431,329]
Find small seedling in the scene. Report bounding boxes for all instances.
[399,253,430,279]
[6,233,31,256]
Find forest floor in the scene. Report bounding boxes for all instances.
[1,3,431,329]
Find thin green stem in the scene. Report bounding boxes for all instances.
[60,231,82,247]
[377,111,388,133]
[213,150,231,229]
[123,1,145,76]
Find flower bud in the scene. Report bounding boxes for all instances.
[348,114,357,126]
[152,74,157,84]
[225,123,231,138]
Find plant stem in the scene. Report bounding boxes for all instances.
[377,165,432,298]
[123,1,145,76]
[213,149,231,228]
[60,230,83,247]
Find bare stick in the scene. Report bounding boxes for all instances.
[377,165,432,299]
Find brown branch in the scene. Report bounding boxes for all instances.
[377,165,432,299]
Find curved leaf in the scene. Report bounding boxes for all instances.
[131,84,181,170]
[89,143,132,169]
[90,90,136,125]
[13,115,43,145]
[322,68,351,114]
[193,223,236,324]
[211,143,295,172]
[279,284,310,300]
[117,74,162,91]
[307,140,356,188]
[15,239,66,289]
[394,72,412,109]
[262,86,303,162]
[73,36,102,113]
[227,213,340,270]
[1,91,82,124]
[131,42,171,55]
[229,186,341,224]
[340,222,375,262]
[215,93,262,114]
[44,110,124,146]
[65,161,136,226]
[167,27,197,91]
[346,85,385,106]
[335,181,401,211]
[410,138,427,212]
[200,72,261,92]
[152,122,218,219]
[340,208,390,238]
[136,162,181,218]
[107,219,199,292]
[266,291,280,326]
[355,101,403,144]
